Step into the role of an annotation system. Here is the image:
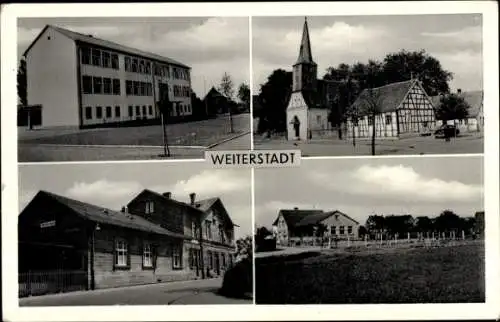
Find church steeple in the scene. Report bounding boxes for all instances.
[296,17,315,65]
[292,17,317,93]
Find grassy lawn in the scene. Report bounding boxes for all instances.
[20,114,250,147]
[255,243,485,304]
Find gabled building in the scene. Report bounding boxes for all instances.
[345,79,436,139]
[24,25,192,128]
[203,87,231,116]
[272,207,359,246]
[18,189,237,297]
[431,89,484,132]
[286,18,330,141]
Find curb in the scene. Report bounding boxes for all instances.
[26,143,207,150]
[207,131,251,149]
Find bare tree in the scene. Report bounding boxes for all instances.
[364,88,382,156]
[219,72,235,133]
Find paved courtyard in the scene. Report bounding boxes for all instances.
[19,277,252,306]
[254,132,483,156]
[18,114,250,162]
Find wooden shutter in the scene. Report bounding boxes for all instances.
[113,237,117,271]
[152,244,158,270]
[126,239,131,268]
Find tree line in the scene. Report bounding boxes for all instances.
[254,49,471,136]
[359,210,484,239]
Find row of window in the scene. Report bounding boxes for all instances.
[125,80,153,96]
[330,225,354,235]
[115,239,182,269]
[173,85,190,98]
[85,105,154,120]
[124,55,189,81]
[188,249,233,271]
[82,76,121,95]
[81,46,190,81]
[204,219,227,244]
[81,47,120,70]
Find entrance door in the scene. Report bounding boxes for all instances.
[215,253,220,275]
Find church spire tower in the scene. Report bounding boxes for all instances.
[292,17,317,93]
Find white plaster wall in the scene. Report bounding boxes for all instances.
[308,108,328,131]
[287,92,309,141]
[321,213,359,239]
[26,27,79,127]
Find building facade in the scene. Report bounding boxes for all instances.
[286,18,329,141]
[24,25,192,128]
[18,190,236,297]
[273,208,359,246]
[345,79,436,139]
[431,89,484,133]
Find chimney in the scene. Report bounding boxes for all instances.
[163,192,172,199]
[189,193,196,206]
[457,88,462,94]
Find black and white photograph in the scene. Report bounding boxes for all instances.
[17,17,251,162]
[252,15,484,156]
[17,162,253,305]
[2,2,499,322]
[254,156,484,304]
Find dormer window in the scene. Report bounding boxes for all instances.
[145,201,154,214]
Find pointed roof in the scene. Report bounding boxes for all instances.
[295,17,316,66]
[21,190,187,239]
[350,79,418,116]
[273,209,324,227]
[430,90,483,118]
[23,25,189,68]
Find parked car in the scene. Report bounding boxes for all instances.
[434,124,459,138]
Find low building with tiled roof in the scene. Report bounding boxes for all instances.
[430,89,484,132]
[345,78,437,139]
[272,207,359,246]
[18,189,237,296]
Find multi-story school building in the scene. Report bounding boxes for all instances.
[24,25,192,128]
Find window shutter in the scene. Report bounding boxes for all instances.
[113,237,117,271]
[152,244,158,270]
[140,239,144,270]
[126,239,131,268]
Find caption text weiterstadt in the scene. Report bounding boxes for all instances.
[208,151,299,167]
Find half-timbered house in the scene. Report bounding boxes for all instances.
[18,190,237,297]
[345,79,436,139]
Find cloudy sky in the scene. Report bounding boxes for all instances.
[17,17,250,99]
[18,162,252,239]
[255,156,484,229]
[253,14,482,93]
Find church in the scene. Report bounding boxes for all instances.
[286,18,334,141]
[286,18,437,141]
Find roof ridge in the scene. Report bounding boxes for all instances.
[45,24,189,68]
[365,79,415,91]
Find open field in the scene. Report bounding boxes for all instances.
[255,243,485,304]
[253,132,483,156]
[19,113,250,148]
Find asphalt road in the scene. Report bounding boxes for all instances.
[18,132,251,162]
[19,278,252,306]
[254,132,483,156]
